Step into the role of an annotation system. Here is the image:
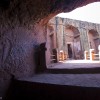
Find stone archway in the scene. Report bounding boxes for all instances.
[65,25,82,59]
[88,29,100,53]
[0,0,99,77]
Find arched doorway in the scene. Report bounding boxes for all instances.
[88,29,100,53]
[65,25,82,59]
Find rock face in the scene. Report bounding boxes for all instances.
[0,0,99,98]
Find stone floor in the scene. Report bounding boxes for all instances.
[47,60,100,69]
[18,60,100,88]
[19,73,100,88]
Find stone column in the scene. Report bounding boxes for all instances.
[59,50,64,61]
[98,45,100,60]
[90,49,95,61]
[84,51,88,60]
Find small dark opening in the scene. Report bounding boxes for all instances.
[67,44,72,58]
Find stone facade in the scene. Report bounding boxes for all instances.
[46,17,100,64]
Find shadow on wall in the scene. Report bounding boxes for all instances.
[34,43,47,73]
[0,0,10,9]
[4,79,100,100]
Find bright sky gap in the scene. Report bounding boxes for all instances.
[57,2,100,24]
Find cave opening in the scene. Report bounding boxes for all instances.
[0,0,100,99]
[46,3,100,69]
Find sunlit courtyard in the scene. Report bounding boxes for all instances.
[47,60,100,69]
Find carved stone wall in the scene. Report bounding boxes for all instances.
[48,17,100,60]
[0,0,100,98]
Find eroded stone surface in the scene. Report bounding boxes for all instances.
[19,73,100,87]
[0,0,100,97]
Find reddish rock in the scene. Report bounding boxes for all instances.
[0,0,99,98]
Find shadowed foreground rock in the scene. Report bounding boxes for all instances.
[5,74,100,100]
[0,0,100,98]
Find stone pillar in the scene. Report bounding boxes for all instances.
[84,51,88,60]
[98,45,100,60]
[62,51,64,61]
[90,49,95,61]
[64,51,67,60]
[59,50,64,61]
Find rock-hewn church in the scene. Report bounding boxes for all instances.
[46,17,100,64]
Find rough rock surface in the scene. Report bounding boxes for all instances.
[0,0,100,97]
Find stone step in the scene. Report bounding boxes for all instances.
[46,67,100,74]
[5,79,100,100]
